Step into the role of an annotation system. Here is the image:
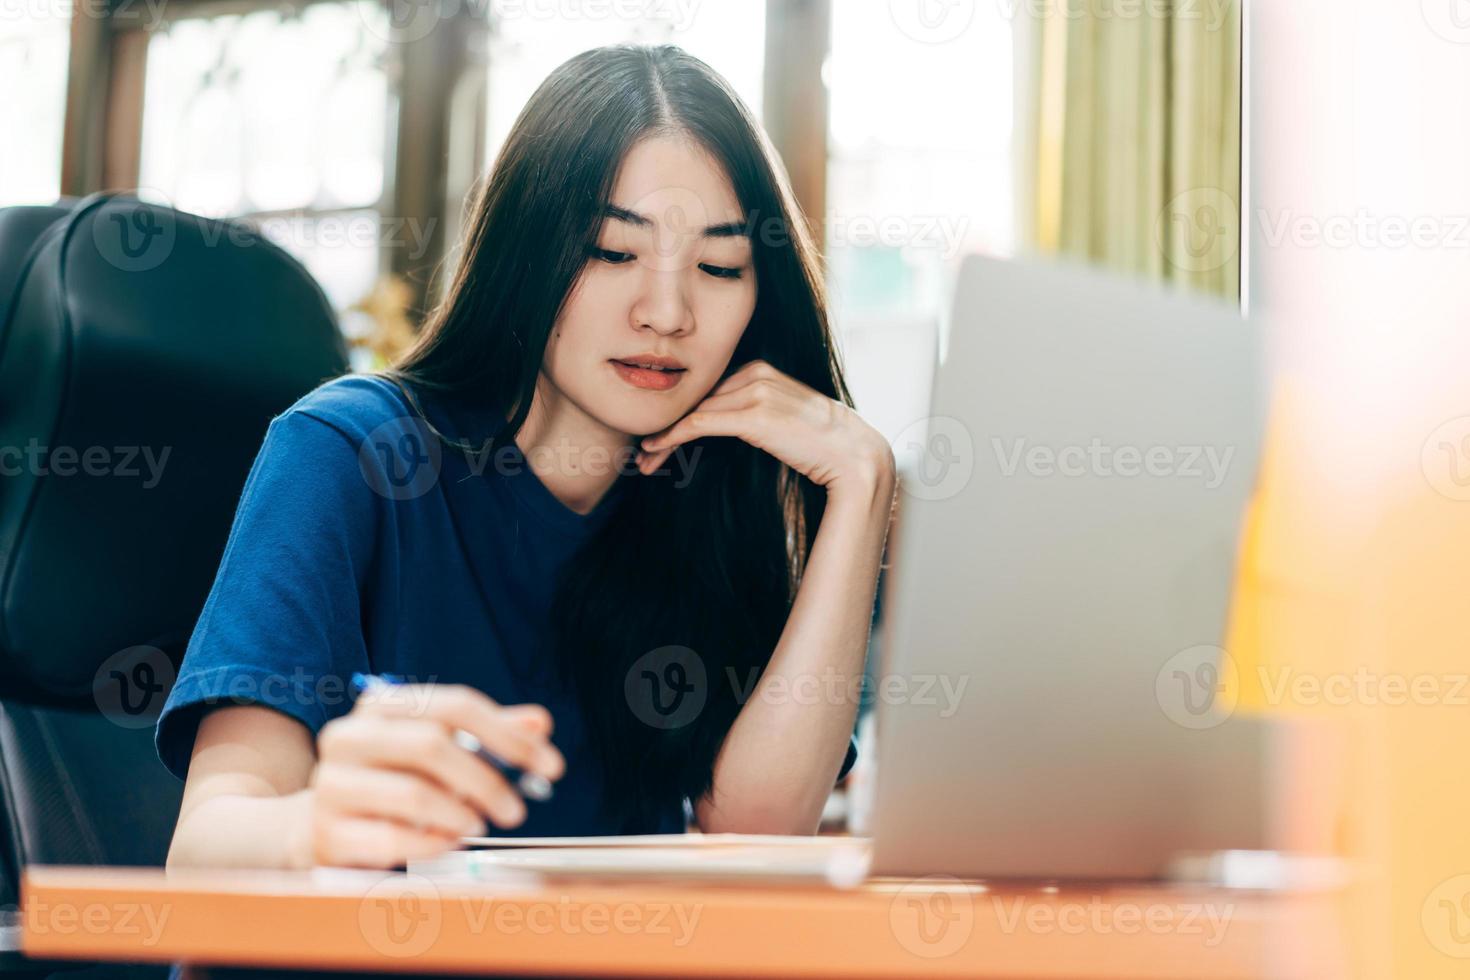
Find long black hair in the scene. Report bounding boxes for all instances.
[385,44,852,828]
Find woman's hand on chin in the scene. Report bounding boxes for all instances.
[634,359,896,502]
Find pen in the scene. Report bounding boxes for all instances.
[349,672,554,803]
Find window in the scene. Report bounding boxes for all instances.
[483,4,765,166]
[0,11,71,207]
[826,0,1014,461]
[137,0,392,316]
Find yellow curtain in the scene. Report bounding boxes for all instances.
[1020,0,1242,299]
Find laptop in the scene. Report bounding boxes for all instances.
[413,255,1269,884]
[868,255,1268,879]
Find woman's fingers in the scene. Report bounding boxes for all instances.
[633,361,797,477]
[307,686,566,868]
[640,407,760,462]
[319,715,528,828]
[356,684,565,782]
[311,811,460,869]
[314,763,486,838]
[500,703,555,736]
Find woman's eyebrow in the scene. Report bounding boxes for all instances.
[603,204,750,239]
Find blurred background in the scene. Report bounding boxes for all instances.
[11,2,1470,976]
[0,0,1240,463]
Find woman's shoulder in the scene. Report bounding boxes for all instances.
[276,373,415,445]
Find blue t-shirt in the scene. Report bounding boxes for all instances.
[155,374,684,834]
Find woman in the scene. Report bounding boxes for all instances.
[159,44,896,870]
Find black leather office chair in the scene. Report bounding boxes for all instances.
[0,193,349,978]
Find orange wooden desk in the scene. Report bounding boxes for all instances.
[21,865,1351,978]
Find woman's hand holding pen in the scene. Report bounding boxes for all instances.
[301,683,565,868]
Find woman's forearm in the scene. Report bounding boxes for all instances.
[698,462,897,834]
[166,788,315,870]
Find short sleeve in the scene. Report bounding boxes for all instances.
[155,410,378,780]
[837,733,859,782]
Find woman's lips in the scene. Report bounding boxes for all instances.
[610,359,686,391]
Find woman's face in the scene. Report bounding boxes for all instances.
[541,134,758,438]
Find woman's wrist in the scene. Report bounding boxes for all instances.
[826,442,898,519]
[283,787,317,870]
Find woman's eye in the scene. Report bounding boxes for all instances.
[590,246,634,264]
[699,263,744,280]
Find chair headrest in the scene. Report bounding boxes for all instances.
[0,201,78,340]
[0,193,349,704]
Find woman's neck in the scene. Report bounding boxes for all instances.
[513,372,634,516]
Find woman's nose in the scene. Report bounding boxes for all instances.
[632,269,694,335]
